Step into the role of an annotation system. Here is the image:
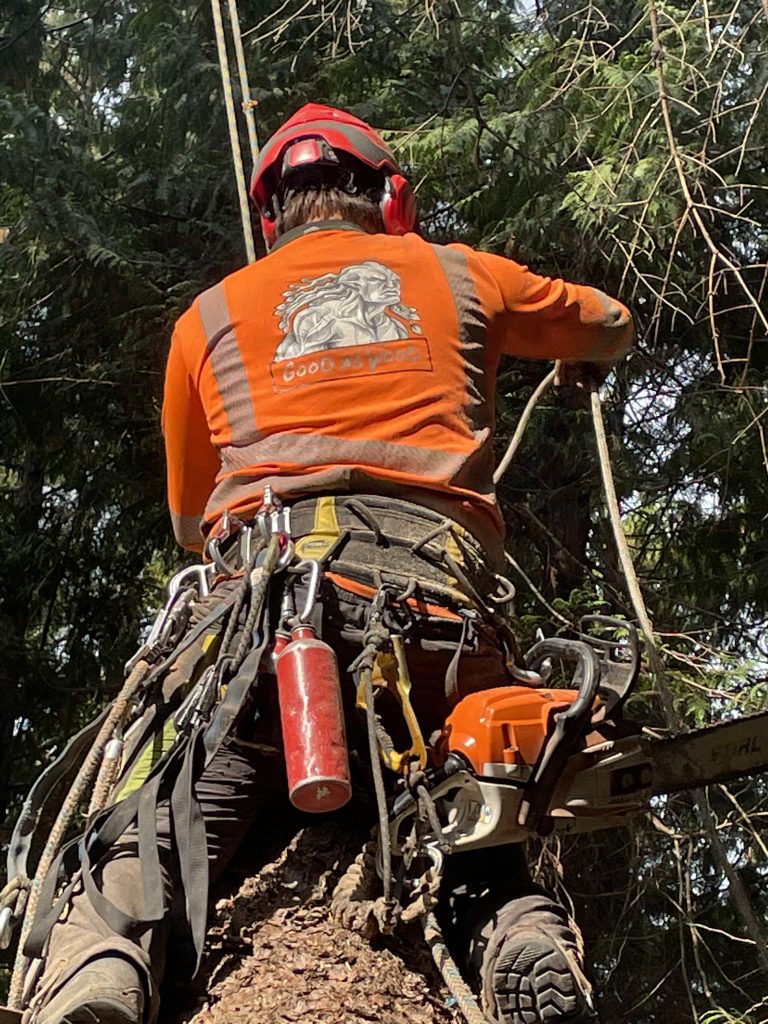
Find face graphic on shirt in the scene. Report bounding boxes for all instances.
[273,261,422,362]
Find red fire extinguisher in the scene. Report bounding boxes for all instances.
[275,623,352,813]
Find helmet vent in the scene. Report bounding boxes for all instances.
[278,138,356,202]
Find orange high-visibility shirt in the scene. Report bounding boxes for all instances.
[163,224,634,560]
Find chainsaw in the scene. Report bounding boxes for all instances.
[388,616,768,856]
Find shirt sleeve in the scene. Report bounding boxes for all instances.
[473,249,635,363]
[161,309,221,552]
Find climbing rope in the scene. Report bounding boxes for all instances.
[225,0,260,167]
[492,367,662,647]
[589,388,660,655]
[331,848,486,1022]
[493,368,556,484]
[422,911,489,1024]
[210,0,256,263]
[8,658,151,1009]
[353,610,396,917]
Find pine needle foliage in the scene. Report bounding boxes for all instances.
[1,0,766,1018]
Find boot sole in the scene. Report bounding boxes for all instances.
[492,935,594,1024]
[59,998,140,1024]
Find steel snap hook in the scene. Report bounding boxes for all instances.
[287,558,323,622]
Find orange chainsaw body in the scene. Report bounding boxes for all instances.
[444,686,582,775]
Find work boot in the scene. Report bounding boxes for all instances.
[468,893,595,1024]
[34,956,145,1024]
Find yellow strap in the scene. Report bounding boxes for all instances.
[391,636,427,770]
[294,496,342,561]
[355,637,427,773]
[113,632,221,802]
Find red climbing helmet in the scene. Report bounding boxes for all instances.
[250,103,417,249]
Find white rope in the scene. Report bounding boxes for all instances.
[226,0,260,167]
[590,385,768,972]
[422,911,488,1024]
[210,0,256,263]
[589,389,659,649]
[493,368,556,484]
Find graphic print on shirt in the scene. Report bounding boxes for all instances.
[271,260,432,391]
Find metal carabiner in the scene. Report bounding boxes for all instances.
[148,586,191,646]
[425,844,445,878]
[275,537,296,572]
[168,563,214,600]
[205,534,233,576]
[256,487,292,541]
[287,558,323,623]
[205,509,247,574]
[124,582,195,675]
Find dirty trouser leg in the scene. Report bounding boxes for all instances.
[30,741,285,1022]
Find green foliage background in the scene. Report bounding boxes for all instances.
[1,1,766,1020]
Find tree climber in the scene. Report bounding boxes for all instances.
[28,104,634,1024]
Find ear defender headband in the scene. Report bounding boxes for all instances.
[250,104,418,249]
[259,162,416,249]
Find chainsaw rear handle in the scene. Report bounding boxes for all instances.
[579,614,640,713]
[519,638,601,835]
[524,638,601,720]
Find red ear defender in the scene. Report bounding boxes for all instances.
[381,173,417,235]
[260,212,278,250]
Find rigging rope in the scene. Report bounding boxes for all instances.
[422,911,488,1024]
[8,659,151,1009]
[210,0,256,263]
[497,373,768,973]
[493,368,556,484]
[226,0,260,167]
[589,386,768,973]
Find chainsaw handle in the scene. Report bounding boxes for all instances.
[524,638,601,721]
[517,639,601,835]
[579,614,640,713]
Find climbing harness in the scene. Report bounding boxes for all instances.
[3,482,502,1002]
[0,375,636,1021]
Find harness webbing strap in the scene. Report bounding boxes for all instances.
[77,766,168,937]
[137,771,165,925]
[170,730,209,968]
[67,726,209,966]
[21,594,240,970]
[203,538,280,764]
[444,613,472,705]
[6,711,109,885]
[202,624,271,765]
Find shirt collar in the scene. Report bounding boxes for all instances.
[270,220,369,252]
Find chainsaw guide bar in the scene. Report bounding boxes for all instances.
[648,708,768,795]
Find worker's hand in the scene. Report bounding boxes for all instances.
[554,360,611,408]
[554,359,611,389]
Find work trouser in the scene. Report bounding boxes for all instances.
[27,739,285,1022]
[29,496,520,1021]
